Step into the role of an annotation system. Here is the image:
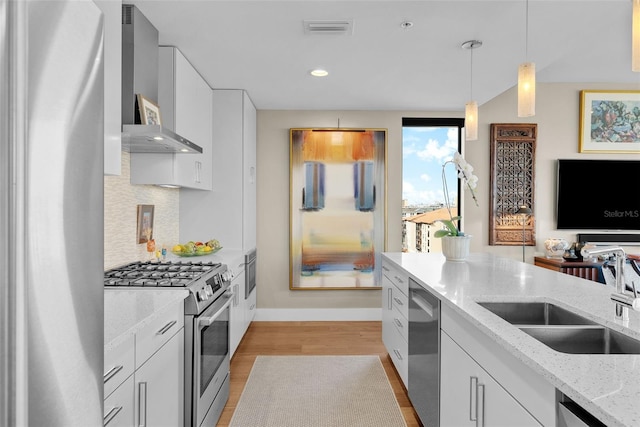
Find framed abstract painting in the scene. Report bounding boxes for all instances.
[289,128,387,290]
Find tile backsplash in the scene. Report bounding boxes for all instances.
[104,152,179,269]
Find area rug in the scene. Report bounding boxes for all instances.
[229,355,407,427]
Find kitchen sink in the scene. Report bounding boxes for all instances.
[478,301,640,354]
[477,301,597,326]
[520,325,640,354]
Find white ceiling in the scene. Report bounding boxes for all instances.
[128,0,637,111]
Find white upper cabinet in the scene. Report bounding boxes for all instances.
[130,46,212,190]
[241,91,257,250]
[180,89,256,249]
[96,0,122,176]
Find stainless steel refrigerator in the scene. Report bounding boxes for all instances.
[1,1,105,425]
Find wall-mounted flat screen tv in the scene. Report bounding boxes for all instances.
[557,159,640,230]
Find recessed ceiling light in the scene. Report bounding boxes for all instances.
[310,69,329,77]
[153,136,164,141]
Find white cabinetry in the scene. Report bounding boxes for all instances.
[245,285,257,326]
[95,0,122,176]
[135,328,184,427]
[181,89,256,249]
[440,304,555,427]
[104,334,135,427]
[440,332,541,427]
[131,46,212,189]
[381,260,408,386]
[104,301,184,427]
[230,266,246,358]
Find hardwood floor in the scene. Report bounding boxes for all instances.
[216,321,422,427]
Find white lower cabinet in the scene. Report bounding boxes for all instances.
[134,328,184,427]
[381,260,408,386]
[105,300,185,427]
[440,305,555,427]
[230,267,246,357]
[104,375,134,427]
[440,332,541,427]
[245,286,256,327]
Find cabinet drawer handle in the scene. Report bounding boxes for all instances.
[393,296,404,306]
[387,288,393,310]
[394,275,404,284]
[393,318,403,328]
[157,320,177,335]
[470,376,478,422]
[249,303,256,310]
[104,406,123,426]
[103,365,123,384]
[477,383,485,427]
[393,349,403,361]
[382,265,390,272]
[138,382,147,427]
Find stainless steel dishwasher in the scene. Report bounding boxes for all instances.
[408,277,440,427]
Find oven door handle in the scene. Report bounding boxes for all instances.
[198,294,233,327]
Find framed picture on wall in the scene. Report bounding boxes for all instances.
[136,94,162,126]
[579,90,640,153]
[289,128,387,290]
[136,204,155,244]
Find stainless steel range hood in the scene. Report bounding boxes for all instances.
[121,4,202,154]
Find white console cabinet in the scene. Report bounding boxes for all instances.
[131,46,212,189]
[381,259,408,387]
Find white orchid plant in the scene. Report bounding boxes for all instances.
[434,152,479,238]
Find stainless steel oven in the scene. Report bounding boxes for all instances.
[186,289,233,427]
[245,249,256,299]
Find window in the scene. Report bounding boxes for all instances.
[402,118,464,253]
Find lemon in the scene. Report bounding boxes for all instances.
[172,244,182,252]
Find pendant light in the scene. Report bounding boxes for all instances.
[518,0,535,117]
[633,0,640,71]
[462,40,482,141]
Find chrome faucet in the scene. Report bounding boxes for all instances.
[582,246,640,321]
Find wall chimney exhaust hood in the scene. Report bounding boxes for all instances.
[121,4,202,154]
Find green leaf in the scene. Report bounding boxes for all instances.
[434,216,461,237]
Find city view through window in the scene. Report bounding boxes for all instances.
[402,120,463,253]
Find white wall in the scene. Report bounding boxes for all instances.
[257,110,457,311]
[256,83,640,311]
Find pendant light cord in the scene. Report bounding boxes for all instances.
[525,0,529,60]
[470,46,474,100]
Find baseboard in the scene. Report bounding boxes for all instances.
[254,308,382,321]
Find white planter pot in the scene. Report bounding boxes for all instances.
[442,235,472,262]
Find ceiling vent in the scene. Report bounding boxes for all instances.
[303,20,354,35]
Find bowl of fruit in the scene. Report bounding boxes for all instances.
[172,239,222,257]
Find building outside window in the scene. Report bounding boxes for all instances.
[402,118,464,253]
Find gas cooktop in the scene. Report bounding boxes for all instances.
[104,260,222,288]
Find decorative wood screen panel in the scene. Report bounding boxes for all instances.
[489,124,536,246]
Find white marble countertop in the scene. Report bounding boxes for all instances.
[383,251,640,427]
[104,289,188,352]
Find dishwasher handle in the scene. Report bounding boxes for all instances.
[411,290,435,318]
